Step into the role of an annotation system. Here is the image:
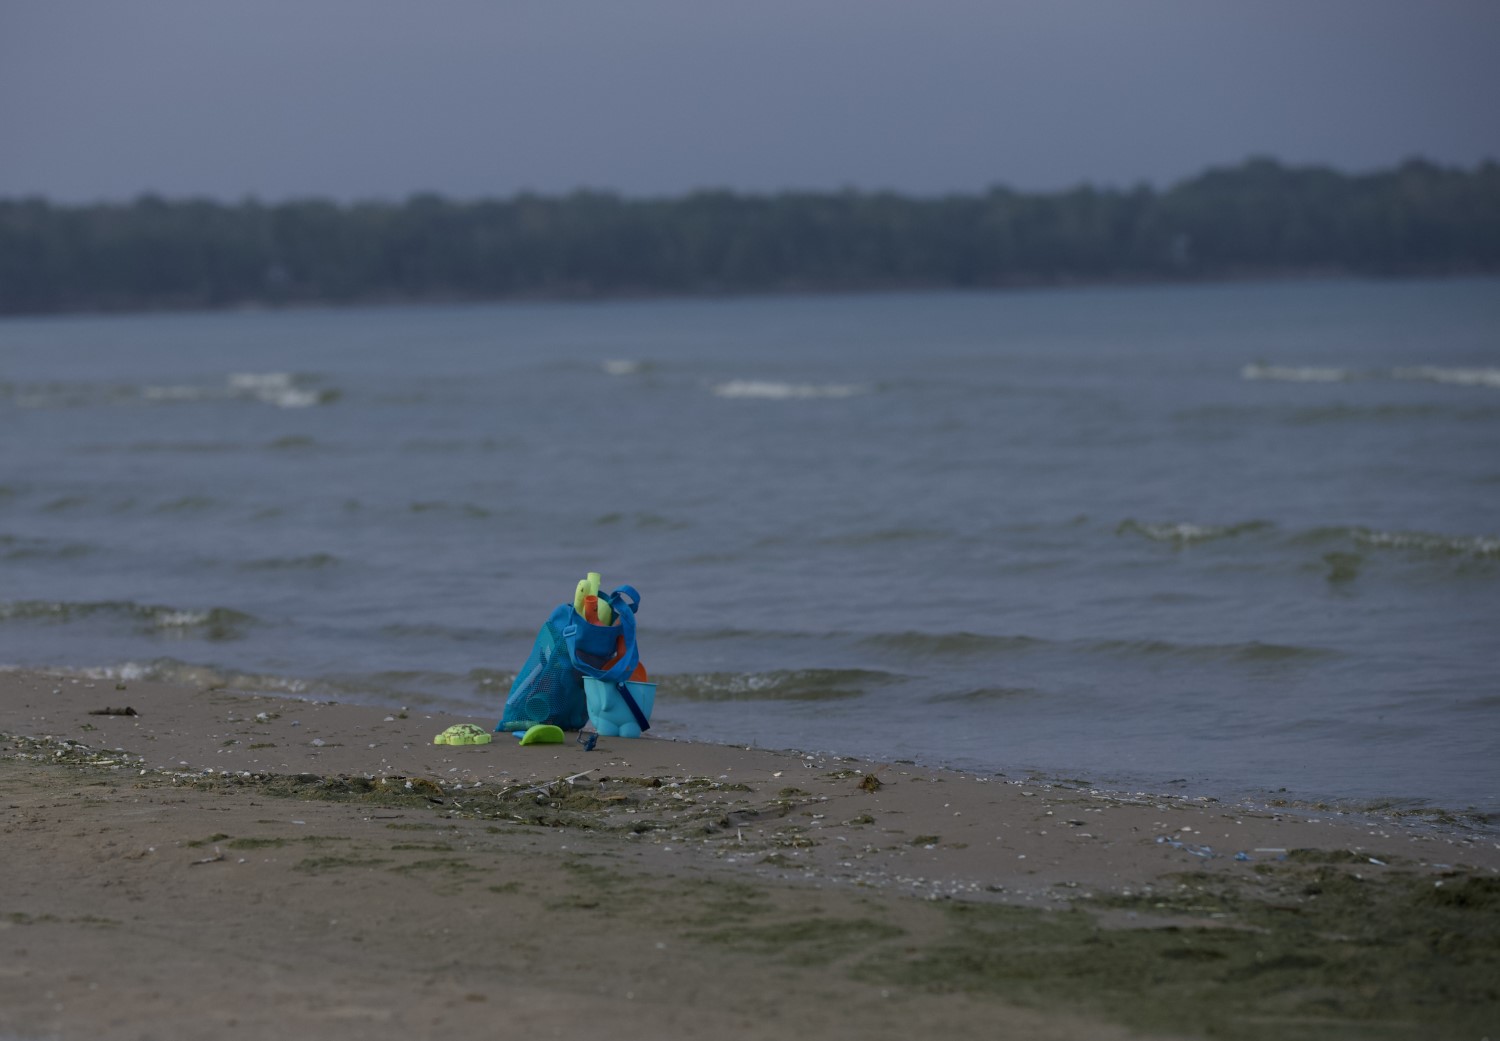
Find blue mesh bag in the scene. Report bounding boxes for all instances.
[497,586,641,732]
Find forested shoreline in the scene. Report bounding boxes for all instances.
[1,157,1497,315]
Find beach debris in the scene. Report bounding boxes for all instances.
[514,769,597,797]
[190,848,226,866]
[87,706,138,716]
[1156,835,1215,858]
[858,773,883,793]
[2,732,147,771]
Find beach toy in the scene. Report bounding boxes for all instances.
[516,723,565,745]
[433,723,492,746]
[577,572,614,626]
[500,577,646,734]
[599,634,648,681]
[583,676,656,738]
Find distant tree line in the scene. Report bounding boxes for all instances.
[1,157,1497,315]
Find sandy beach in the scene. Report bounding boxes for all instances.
[2,668,1497,1040]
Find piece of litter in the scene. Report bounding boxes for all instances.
[1155,835,1215,858]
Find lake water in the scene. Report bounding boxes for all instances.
[2,278,1498,811]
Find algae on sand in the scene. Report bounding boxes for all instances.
[848,865,1500,1041]
[7,732,1498,1041]
[294,854,391,874]
[701,916,906,967]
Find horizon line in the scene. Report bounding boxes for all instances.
[4,155,1496,210]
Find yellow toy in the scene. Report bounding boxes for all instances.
[574,571,613,625]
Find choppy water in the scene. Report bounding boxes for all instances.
[3,278,1498,810]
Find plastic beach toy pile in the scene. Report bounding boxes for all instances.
[494,572,656,744]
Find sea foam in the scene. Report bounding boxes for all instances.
[1116,519,1273,545]
[1242,363,1500,390]
[228,372,330,408]
[1240,364,1352,383]
[712,380,870,400]
[1392,366,1500,390]
[1353,528,1500,559]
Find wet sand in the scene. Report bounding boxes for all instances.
[2,668,1497,1040]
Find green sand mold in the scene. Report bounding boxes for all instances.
[434,723,492,746]
[517,724,564,745]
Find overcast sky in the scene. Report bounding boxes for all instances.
[2,1,1498,203]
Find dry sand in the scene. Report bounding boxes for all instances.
[2,668,1497,1040]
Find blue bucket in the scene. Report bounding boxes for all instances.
[582,676,656,738]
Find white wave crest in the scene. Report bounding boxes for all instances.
[82,661,154,682]
[137,372,328,409]
[142,384,219,402]
[80,660,313,693]
[228,372,294,392]
[1392,366,1500,390]
[1354,529,1500,558]
[1117,519,1272,545]
[1137,523,1222,543]
[229,372,326,408]
[1240,364,1351,383]
[712,380,871,400]
[149,609,213,629]
[1242,363,1500,390]
[602,359,645,376]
